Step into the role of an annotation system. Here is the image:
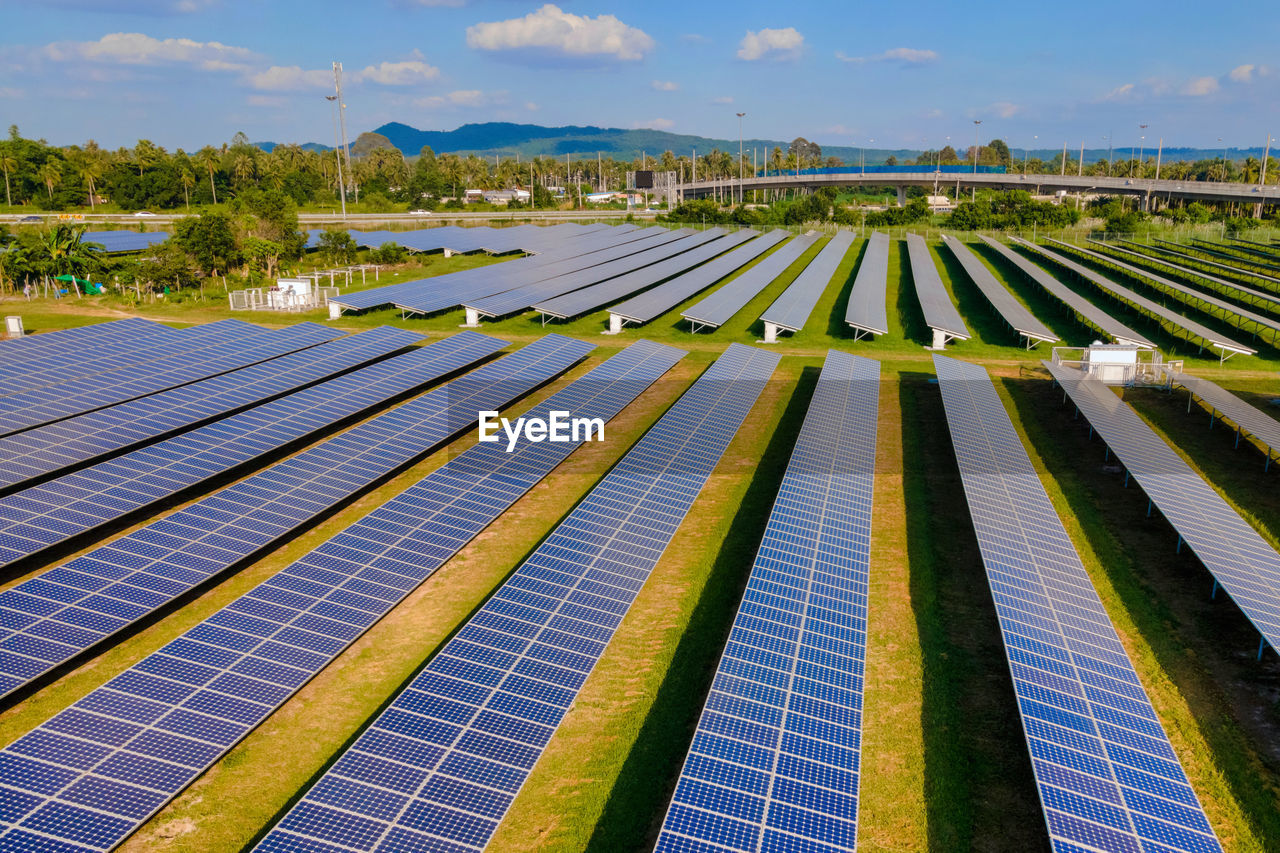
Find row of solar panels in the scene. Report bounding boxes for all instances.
[6,316,1271,851]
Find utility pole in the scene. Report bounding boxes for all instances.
[1137,124,1148,178]
[1061,141,1067,176]
[325,95,346,218]
[1078,141,1084,176]
[332,62,353,209]
[737,112,746,205]
[972,120,982,201]
[1262,133,1272,187]
[1155,138,1163,180]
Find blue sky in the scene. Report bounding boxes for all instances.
[1,0,1276,153]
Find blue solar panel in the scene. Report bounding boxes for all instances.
[0,327,422,492]
[0,318,164,363]
[0,334,590,703]
[934,354,1221,853]
[0,320,186,392]
[0,339,681,851]
[1044,360,1280,661]
[655,349,879,853]
[255,342,781,853]
[81,231,170,254]
[0,322,345,436]
[0,332,506,572]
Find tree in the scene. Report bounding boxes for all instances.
[318,228,357,264]
[41,224,103,278]
[0,153,15,207]
[199,146,220,205]
[173,211,238,275]
[180,168,195,210]
[38,162,61,201]
[79,157,103,211]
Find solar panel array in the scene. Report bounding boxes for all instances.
[906,233,970,341]
[1112,241,1280,311]
[1016,240,1256,356]
[760,230,856,333]
[1166,370,1280,466]
[332,225,646,313]
[0,318,165,364]
[1044,360,1280,657]
[934,354,1222,853]
[0,321,188,397]
[0,334,588,703]
[1183,241,1280,276]
[0,338,679,853]
[0,331,506,570]
[465,228,707,319]
[944,235,1057,346]
[307,223,599,256]
[535,229,751,320]
[1050,240,1280,348]
[81,231,170,254]
[0,327,422,492]
[682,234,820,330]
[655,349,879,853]
[0,322,344,437]
[979,237,1155,348]
[257,342,781,853]
[611,230,789,326]
[844,231,890,338]
[1143,241,1280,291]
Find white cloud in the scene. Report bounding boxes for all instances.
[246,65,332,91]
[466,4,654,62]
[525,101,539,111]
[1229,64,1256,83]
[247,94,286,108]
[712,95,734,104]
[990,101,1020,118]
[681,34,708,43]
[1182,76,1218,96]
[0,87,23,99]
[1101,82,1135,102]
[652,80,679,91]
[925,108,944,119]
[837,47,938,65]
[415,89,507,109]
[44,32,253,68]
[737,27,803,61]
[631,118,674,130]
[358,60,439,85]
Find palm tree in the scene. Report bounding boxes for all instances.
[180,168,195,210]
[233,153,255,188]
[199,146,220,204]
[79,157,103,211]
[42,224,102,279]
[39,162,61,201]
[0,153,15,207]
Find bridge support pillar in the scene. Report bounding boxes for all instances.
[896,186,907,207]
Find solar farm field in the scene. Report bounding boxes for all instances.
[1,225,1278,853]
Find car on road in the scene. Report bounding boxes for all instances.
[408,209,431,215]
[133,210,157,217]
[17,215,41,223]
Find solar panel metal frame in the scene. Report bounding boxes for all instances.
[1044,359,1280,660]
[0,327,423,493]
[760,230,856,334]
[1016,239,1256,359]
[0,338,665,853]
[979,236,1156,348]
[0,321,188,395]
[906,233,970,343]
[1182,240,1280,276]
[943,235,1058,348]
[1114,240,1280,307]
[1144,240,1280,290]
[254,342,781,853]
[610,229,789,326]
[1165,370,1280,469]
[844,230,891,339]
[682,234,821,330]
[654,348,879,853]
[934,353,1222,853]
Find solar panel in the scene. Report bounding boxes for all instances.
[0,321,186,394]
[682,234,820,331]
[0,323,345,437]
[0,337,642,852]
[464,228,707,320]
[1182,241,1280,276]
[1165,370,1280,470]
[1044,359,1280,660]
[80,231,170,254]
[0,334,591,704]
[0,327,423,492]
[1211,240,1280,266]
[1144,241,1280,290]
[610,230,789,327]
[760,230,856,338]
[844,231,890,339]
[255,342,781,853]
[906,233,970,347]
[934,354,1222,853]
[0,318,164,363]
[655,349,879,853]
[943,236,1057,347]
[1015,240,1256,359]
[979,237,1155,348]
[0,331,508,571]
[535,229,753,321]
[1049,239,1280,349]
[1113,241,1280,310]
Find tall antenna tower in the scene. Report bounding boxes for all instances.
[333,62,355,207]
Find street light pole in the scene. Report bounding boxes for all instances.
[325,95,346,219]
[972,120,982,202]
[1219,137,1228,182]
[1105,132,1113,177]
[1137,124,1148,178]
[1024,135,1037,175]
[737,112,745,205]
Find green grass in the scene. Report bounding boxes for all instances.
[0,230,1278,852]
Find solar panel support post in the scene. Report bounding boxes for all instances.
[762,321,780,343]
[605,313,623,334]
[462,307,481,327]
